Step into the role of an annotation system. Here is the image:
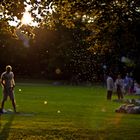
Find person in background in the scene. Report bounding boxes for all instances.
[106,73,114,100]
[123,73,130,94]
[0,65,17,113]
[129,73,134,94]
[115,74,124,100]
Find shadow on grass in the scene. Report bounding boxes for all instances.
[0,114,14,140]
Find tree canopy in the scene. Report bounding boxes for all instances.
[0,0,140,81]
[1,0,140,51]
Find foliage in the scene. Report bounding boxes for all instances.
[0,0,140,80]
[0,0,24,19]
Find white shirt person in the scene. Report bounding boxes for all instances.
[0,65,17,113]
[106,74,114,100]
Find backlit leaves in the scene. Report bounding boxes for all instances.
[0,0,140,57]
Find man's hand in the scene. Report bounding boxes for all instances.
[11,87,15,91]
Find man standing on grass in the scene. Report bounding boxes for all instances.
[0,65,17,113]
[106,73,114,100]
[115,74,124,100]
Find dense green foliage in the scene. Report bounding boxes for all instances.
[0,0,140,81]
[0,83,140,139]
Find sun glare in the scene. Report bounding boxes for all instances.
[21,11,33,25]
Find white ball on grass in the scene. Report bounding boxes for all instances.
[19,89,22,92]
[44,101,47,104]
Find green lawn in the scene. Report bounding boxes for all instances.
[0,82,140,140]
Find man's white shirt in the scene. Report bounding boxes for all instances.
[1,72,15,88]
[107,76,114,91]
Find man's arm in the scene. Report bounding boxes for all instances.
[1,76,5,88]
[12,73,15,88]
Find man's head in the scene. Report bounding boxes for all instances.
[107,71,113,77]
[117,74,121,79]
[6,65,12,73]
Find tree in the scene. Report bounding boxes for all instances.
[1,0,140,53]
[0,0,140,81]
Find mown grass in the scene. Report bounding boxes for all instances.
[0,83,140,140]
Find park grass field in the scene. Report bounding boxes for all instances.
[0,82,140,140]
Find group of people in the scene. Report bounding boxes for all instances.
[0,65,17,113]
[0,65,139,113]
[106,72,134,100]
